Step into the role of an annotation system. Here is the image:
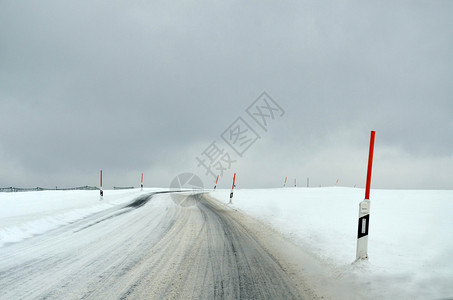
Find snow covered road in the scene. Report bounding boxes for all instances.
[0,192,315,299]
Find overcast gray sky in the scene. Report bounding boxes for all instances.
[1,1,452,190]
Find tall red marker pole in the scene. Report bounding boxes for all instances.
[141,173,144,191]
[229,173,236,204]
[214,175,219,190]
[365,131,376,200]
[100,170,104,200]
[356,131,375,260]
[283,176,287,187]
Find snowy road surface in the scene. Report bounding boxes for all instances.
[0,192,316,299]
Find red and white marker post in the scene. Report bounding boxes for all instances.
[229,173,236,204]
[294,178,296,187]
[356,131,376,260]
[283,176,287,187]
[141,173,144,191]
[214,175,219,190]
[100,170,104,200]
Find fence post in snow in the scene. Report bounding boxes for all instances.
[356,131,375,260]
[100,170,104,200]
[214,175,219,190]
[141,173,144,191]
[229,173,236,204]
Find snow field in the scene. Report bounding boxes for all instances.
[0,188,162,247]
[210,187,453,299]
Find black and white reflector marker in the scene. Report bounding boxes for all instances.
[356,199,370,259]
[357,214,369,238]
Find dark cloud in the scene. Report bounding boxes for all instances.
[1,1,452,189]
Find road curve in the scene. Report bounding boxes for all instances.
[0,192,315,299]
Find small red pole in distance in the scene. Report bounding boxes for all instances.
[356,130,376,260]
[100,170,104,200]
[141,173,144,191]
[284,176,287,187]
[214,175,219,190]
[229,173,236,204]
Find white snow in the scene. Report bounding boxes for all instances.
[1,187,452,299]
[210,187,453,299]
[0,188,161,247]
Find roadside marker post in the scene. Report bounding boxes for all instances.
[356,131,376,260]
[141,173,144,191]
[214,175,219,190]
[284,176,287,187]
[294,178,296,187]
[229,173,236,204]
[100,170,104,200]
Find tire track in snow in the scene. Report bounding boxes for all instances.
[0,192,317,299]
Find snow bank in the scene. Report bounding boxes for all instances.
[210,187,453,299]
[0,189,159,247]
[1,187,451,298]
